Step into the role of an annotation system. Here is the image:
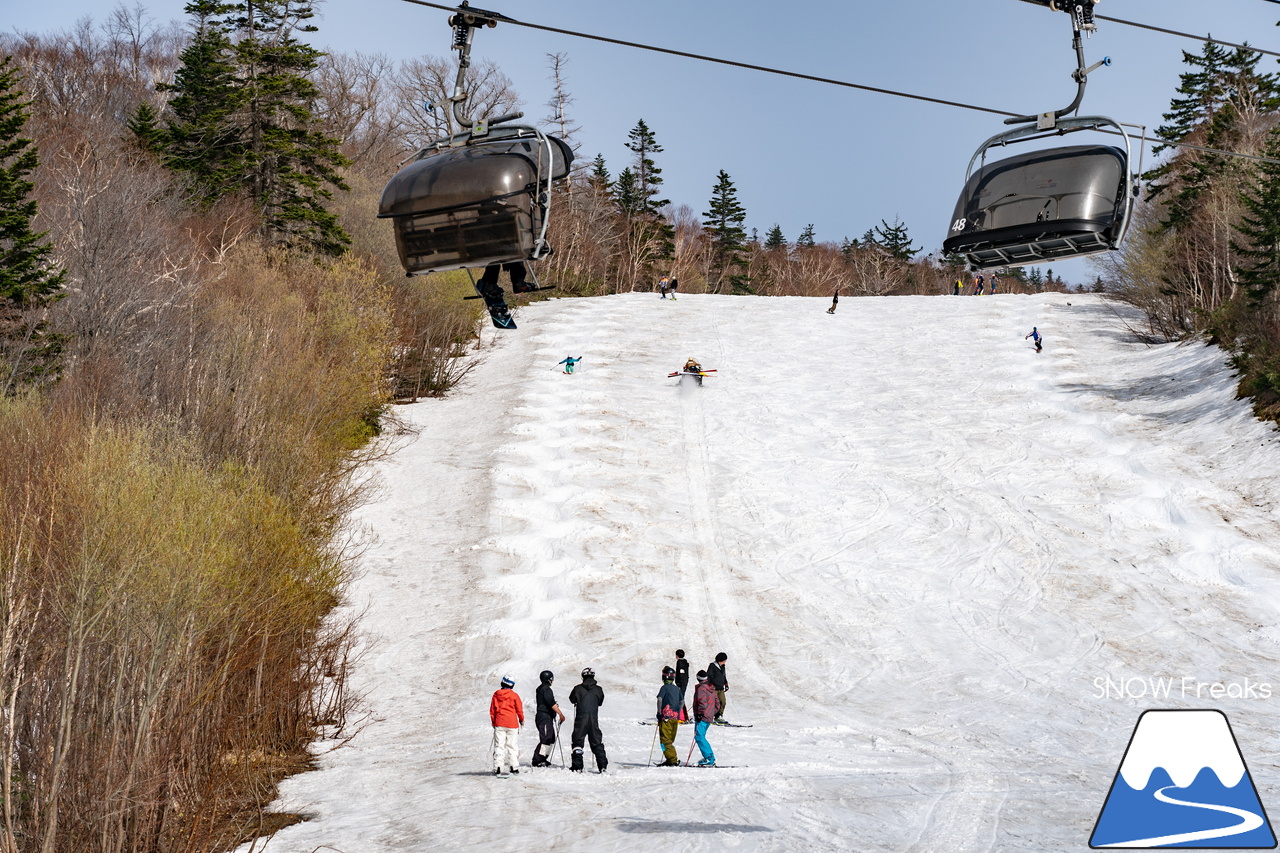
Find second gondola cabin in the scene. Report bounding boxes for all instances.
[942,140,1132,270]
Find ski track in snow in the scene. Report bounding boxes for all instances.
[236,293,1280,852]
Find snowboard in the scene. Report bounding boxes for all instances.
[470,283,516,330]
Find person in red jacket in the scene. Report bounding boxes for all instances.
[490,675,524,776]
[691,670,722,766]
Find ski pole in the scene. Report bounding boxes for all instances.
[684,726,697,767]
[556,720,565,768]
[647,724,658,766]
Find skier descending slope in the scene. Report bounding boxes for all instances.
[531,671,565,768]
[568,668,608,773]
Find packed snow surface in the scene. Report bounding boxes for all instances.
[238,293,1280,852]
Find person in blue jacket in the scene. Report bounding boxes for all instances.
[559,356,582,374]
[1025,326,1043,353]
[656,666,683,766]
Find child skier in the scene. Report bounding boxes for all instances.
[559,356,582,374]
[691,670,723,766]
[1025,326,1043,353]
[489,675,524,776]
[655,666,683,766]
[674,649,691,720]
[532,670,565,767]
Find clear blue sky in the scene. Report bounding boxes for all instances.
[8,0,1280,284]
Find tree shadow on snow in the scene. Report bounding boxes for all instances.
[615,818,773,834]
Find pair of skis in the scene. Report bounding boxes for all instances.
[668,369,717,378]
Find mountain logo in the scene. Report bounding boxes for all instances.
[1091,710,1276,848]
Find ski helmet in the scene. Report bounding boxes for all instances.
[581,667,594,679]
[696,670,708,682]
[540,670,554,684]
[662,665,675,680]
[501,674,515,688]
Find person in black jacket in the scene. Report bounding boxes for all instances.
[568,667,608,773]
[532,670,565,767]
[707,652,729,722]
[674,649,691,720]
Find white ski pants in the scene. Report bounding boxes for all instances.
[492,726,519,771]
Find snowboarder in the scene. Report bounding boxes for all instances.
[674,649,691,720]
[827,292,839,314]
[707,652,729,722]
[559,356,582,374]
[1025,326,1043,353]
[669,277,679,300]
[973,274,985,295]
[489,674,524,775]
[475,262,536,330]
[655,666,683,766]
[568,667,608,773]
[691,670,722,766]
[658,275,670,298]
[531,670,565,767]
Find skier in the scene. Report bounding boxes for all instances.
[973,274,985,295]
[669,277,679,300]
[658,275,670,298]
[682,358,705,387]
[691,670,723,766]
[827,292,839,314]
[1025,326,1043,353]
[475,261,537,330]
[532,670,566,768]
[990,272,1000,294]
[674,649,691,720]
[568,667,608,773]
[655,666,683,766]
[954,278,962,296]
[559,356,582,374]
[707,652,729,722]
[489,674,524,776]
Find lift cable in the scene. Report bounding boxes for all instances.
[1013,0,1280,59]
[399,0,1280,167]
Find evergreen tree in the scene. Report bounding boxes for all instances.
[875,217,919,261]
[796,224,816,248]
[162,0,243,206]
[589,153,611,190]
[0,56,65,391]
[703,169,748,293]
[764,224,786,251]
[126,102,166,155]
[1233,126,1280,302]
[624,119,669,216]
[614,167,638,216]
[163,0,350,254]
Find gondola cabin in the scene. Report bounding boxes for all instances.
[379,128,573,275]
[942,142,1133,270]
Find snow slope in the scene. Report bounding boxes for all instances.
[237,293,1280,852]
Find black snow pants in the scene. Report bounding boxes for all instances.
[532,713,557,765]
[571,714,607,771]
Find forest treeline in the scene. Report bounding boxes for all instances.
[1098,40,1280,419]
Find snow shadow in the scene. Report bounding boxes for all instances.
[614,819,773,835]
